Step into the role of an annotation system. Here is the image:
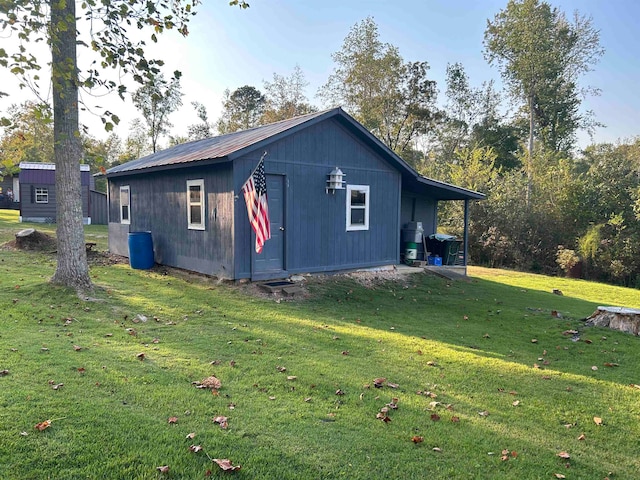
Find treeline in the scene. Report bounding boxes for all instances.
[1,0,638,287]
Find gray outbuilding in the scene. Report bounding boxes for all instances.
[105,108,484,280]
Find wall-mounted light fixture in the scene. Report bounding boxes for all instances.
[326,167,345,194]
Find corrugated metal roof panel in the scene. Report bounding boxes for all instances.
[106,109,334,175]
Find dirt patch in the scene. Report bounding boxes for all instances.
[6,229,57,252]
[87,251,128,266]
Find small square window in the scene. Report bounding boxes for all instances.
[120,186,130,225]
[35,187,48,204]
[187,179,205,230]
[346,185,369,231]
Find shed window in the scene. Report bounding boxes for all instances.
[120,186,130,224]
[187,179,205,230]
[346,184,369,231]
[35,187,49,204]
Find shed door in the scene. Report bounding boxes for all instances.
[253,174,285,278]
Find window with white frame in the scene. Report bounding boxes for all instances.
[120,185,130,224]
[346,184,369,231]
[187,179,205,230]
[35,187,49,204]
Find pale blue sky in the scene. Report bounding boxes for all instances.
[1,0,638,149]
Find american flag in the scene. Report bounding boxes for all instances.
[242,156,271,253]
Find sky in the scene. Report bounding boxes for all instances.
[1,0,639,150]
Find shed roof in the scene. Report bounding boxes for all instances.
[106,108,484,201]
[20,162,90,172]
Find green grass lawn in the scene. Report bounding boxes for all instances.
[1,209,639,479]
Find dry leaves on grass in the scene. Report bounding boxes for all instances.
[168,417,178,424]
[411,436,423,444]
[213,416,228,429]
[156,465,170,473]
[212,459,241,471]
[34,420,51,431]
[194,375,222,391]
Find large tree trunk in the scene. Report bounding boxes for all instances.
[49,0,92,291]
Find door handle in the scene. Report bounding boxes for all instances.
[279,226,285,231]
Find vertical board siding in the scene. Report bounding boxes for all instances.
[234,118,400,279]
[89,190,107,224]
[108,163,235,277]
[401,193,437,234]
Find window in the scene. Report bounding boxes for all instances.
[346,184,369,231]
[120,186,130,224]
[35,187,49,204]
[187,179,205,230]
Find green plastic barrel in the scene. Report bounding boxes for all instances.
[405,242,418,261]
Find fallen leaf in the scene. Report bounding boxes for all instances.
[0,369,9,376]
[287,376,297,381]
[430,413,441,421]
[411,435,423,443]
[386,382,399,389]
[136,352,145,360]
[156,465,169,473]
[77,367,86,374]
[34,420,51,431]
[577,433,586,441]
[168,417,178,424]
[531,338,538,343]
[212,459,241,471]
[593,416,603,426]
[426,361,437,367]
[341,351,349,355]
[189,445,202,453]
[603,362,619,367]
[200,376,222,389]
[451,416,460,423]
[376,412,391,422]
[512,400,520,407]
[186,432,196,439]
[213,416,228,429]
[557,451,571,459]
[304,397,312,402]
[335,389,345,396]
[73,345,83,351]
[483,333,490,338]
[276,366,287,372]
[554,474,566,479]
[19,431,28,436]
[591,366,598,371]
[432,447,442,452]
[373,377,387,388]
[51,383,64,390]
[478,410,490,417]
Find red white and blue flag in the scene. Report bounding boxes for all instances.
[242,154,271,253]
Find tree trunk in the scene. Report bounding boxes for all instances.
[526,93,534,208]
[49,0,92,291]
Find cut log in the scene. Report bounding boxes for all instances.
[585,306,640,336]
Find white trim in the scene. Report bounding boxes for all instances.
[346,184,369,231]
[187,179,206,230]
[120,185,131,225]
[19,162,90,171]
[35,187,49,204]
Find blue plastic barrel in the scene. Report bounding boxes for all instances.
[128,231,154,269]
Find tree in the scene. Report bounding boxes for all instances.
[319,17,441,159]
[216,85,266,134]
[187,101,212,140]
[484,0,603,200]
[83,133,123,192]
[262,65,316,123]
[0,101,54,176]
[120,119,151,163]
[132,73,183,153]
[0,1,248,290]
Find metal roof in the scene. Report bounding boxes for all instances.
[106,109,334,176]
[106,107,485,201]
[20,162,90,171]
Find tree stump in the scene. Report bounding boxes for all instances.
[15,229,56,251]
[585,306,640,336]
